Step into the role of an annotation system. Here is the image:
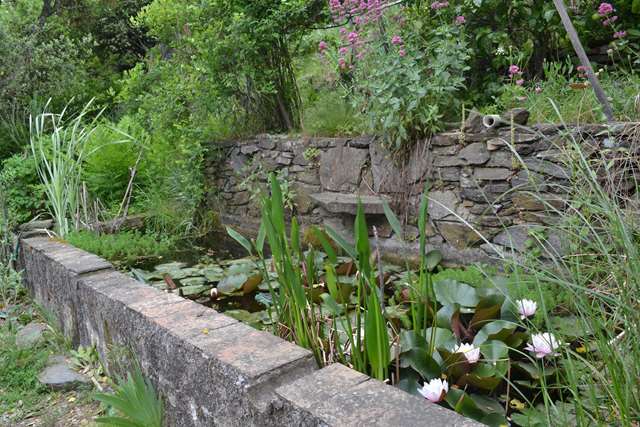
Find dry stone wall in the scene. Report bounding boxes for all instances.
[206,113,622,265]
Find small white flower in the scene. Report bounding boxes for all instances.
[453,343,481,364]
[516,299,537,319]
[495,46,506,55]
[525,333,561,358]
[417,378,448,403]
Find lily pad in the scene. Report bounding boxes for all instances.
[434,279,479,307]
[202,265,225,282]
[179,284,213,298]
[218,272,263,295]
[180,276,208,287]
[472,320,517,346]
[154,262,188,273]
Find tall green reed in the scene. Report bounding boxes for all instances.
[29,99,102,238]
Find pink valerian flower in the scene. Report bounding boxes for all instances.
[508,65,522,79]
[597,2,614,16]
[516,79,525,86]
[338,46,349,55]
[347,31,359,43]
[391,35,403,45]
[614,30,627,39]
[318,41,328,53]
[417,379,448,403]
[525,333,561,358]
[338,57,347,69]
[603,15,618,26]
[455,15,466,24]
[535,85,543,94]
[398,49,406,57]
[430,1,449,10]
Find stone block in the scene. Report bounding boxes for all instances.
[428,190,459,220]
[320,146,368,192]
[473,168,513,181]
[458,142,490,165]
[369,143,402,193]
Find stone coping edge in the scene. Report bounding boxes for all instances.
[17,236,480,427]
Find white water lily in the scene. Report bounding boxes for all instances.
[454,343,481,364]
[417,378,448,403]
[525,333,561,358]
[516,299,537,319]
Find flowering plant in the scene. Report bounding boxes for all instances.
[394,275,573,425]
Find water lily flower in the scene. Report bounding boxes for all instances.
[454,343,480,364]
[517,299,537,319]
[525,333,561,358]
[417,378,448,403]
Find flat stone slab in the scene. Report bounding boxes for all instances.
[281,369,479,426]
[38,355,90,391]
[16,322,47,349]
[310,192,389,215]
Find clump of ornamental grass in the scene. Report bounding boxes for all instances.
[494,113,640,425]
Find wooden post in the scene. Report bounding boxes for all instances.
[552,0,615,122]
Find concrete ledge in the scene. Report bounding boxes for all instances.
[18,236,480,426]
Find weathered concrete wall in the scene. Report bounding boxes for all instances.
[18,236,478,426]
[206,113,632,265]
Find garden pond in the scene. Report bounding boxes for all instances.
[126,235,588,427]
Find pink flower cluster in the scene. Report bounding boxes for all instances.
[455,15,466,25]
[508,65,524,86]
[430,1,449,10]
[613,30,627,39]
[597,2,614,16]
[326,0,408,69]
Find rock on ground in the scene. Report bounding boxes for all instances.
[38,355,91,391]
[15,322,47,349]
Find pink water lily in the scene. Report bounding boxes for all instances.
[525,333,561,358]
[517,299,537,319]
[454,343,480,364]
[417,378,448,403]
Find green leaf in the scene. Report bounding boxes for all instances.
[320,293,343,316]
[226,226,252,255]
[382,199,403,238]
[424,249,442,272]
[480,340,509,363]
[325,224,356,260]
[469,294,504,330]
[473,320,517,346]
[433,279,479,307]
[400,348,442,379]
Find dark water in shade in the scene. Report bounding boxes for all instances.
[134,228,266,313]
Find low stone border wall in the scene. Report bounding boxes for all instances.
[17,236,478,427]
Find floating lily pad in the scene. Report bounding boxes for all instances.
[218,272,263,295]
[154,262,188,273]
[202,265,225,282]
[180,276,208,287]
[179,284,213,298]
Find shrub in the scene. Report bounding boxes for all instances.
[0,153,46,227]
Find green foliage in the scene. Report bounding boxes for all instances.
[357,22,470,151]
[0,153,46,227]
[83,117,147,210]
[66,230,175,267]
[95,367,163,427]
[496,59,640,123]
